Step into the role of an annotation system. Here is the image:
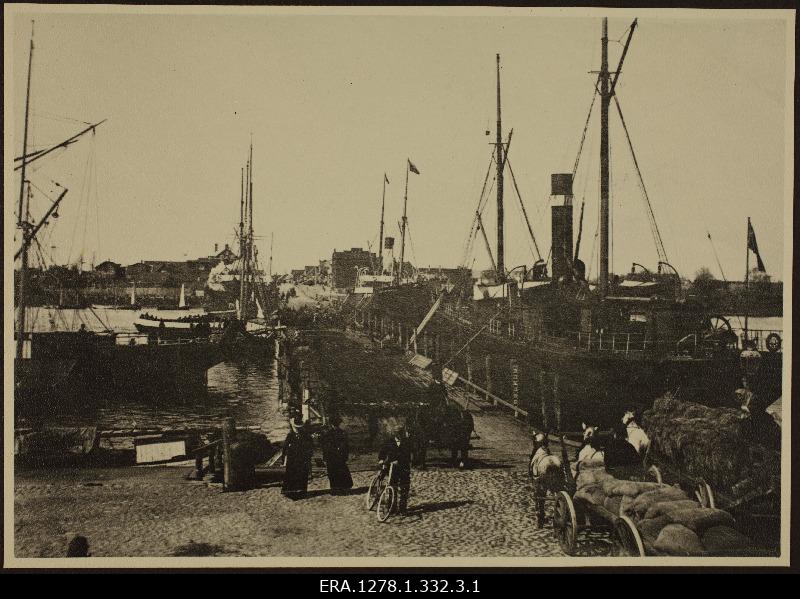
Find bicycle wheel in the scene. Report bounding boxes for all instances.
[377,486,396,522]
[366,474,385,511]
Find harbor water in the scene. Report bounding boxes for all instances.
[17,307,782,435]
[17,307,287,439]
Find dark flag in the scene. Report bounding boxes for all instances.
[408,159,420,175]
[747,219,766,273]
[384,236,394,249]
[385,173,390,184]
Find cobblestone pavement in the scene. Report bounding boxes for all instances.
[15,406,577,558]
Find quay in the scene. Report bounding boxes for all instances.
[14,326,574,557]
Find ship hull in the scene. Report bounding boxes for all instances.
[362,291,782,431]
[15,332,228,405]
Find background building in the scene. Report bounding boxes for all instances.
[331,247,377,290]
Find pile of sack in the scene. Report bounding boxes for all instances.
[643,395,779,495]
[575,464,754,556]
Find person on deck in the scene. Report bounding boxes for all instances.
[377,426,413,514]
[319,416,353,495]
[281,417,314,500]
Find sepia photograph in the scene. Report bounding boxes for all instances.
[4,4,793,569]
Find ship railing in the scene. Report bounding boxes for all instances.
[110,332,216,347]
[731,328,783,353]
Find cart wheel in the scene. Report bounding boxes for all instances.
[553,491,577,555]
[615,515,645,557]
[694,481,715,509]
[647,465,663,484]
[377,486,396,522]
[366,474,385,511]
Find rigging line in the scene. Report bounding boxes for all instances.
[462,152,496,264]
[30,111,93,126]
[704,229,744,330]
[443,303,508,368]
[504,156,542,261]
[613,94,669,264]
[572,86,599,177]
[463,163,498,268]
[705,229,728,281]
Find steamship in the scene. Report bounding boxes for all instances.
[359,18,782,431]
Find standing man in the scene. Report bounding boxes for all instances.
[377,425,413,514]
[281,417,314,500]
[320,415,353,495]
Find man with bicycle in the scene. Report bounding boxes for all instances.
[377,425,413,514]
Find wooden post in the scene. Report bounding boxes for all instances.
[553,372,561,431]
[539,370,549,430]
[510,358,520,418]
[222,417,236,491]
[485,355,494,404]
[466,352,473,383]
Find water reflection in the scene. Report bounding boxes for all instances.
[17,358,284,436]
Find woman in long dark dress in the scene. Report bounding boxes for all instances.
[281,418,313,500]
[320,417,353,495]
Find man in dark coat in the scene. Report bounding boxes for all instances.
[320,416,353,495]
[281,418,313,500]
[377,426,413,514]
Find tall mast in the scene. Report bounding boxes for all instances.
[398,163,409,285]
[599,17,611,296]
[744,217,750,343]
[238,166,245,316]
[247,143,254,318]
[16,22,35,360]
[269,232,274,279]
[378,174,387,274]
[495,53,505,280]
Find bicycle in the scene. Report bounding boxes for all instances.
[366,461,400,522]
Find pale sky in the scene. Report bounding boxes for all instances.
[6,6,792,281]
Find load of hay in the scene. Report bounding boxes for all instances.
[574,463,755,556]
[642,396,780,494]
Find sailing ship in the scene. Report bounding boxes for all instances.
[361,18,782,430]
[230,144,284,351]
[13,25,231,404]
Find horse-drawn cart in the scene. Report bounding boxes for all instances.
[552,447,768,557]
[641,396,781,550]
[550,443,662,556]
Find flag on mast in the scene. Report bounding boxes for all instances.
[747,219,766,273]
[408,159,420,175]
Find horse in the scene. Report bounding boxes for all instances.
[408,401,474,469]
[528,433,567,527]
[577,421,642,475]
[622,410,650,456]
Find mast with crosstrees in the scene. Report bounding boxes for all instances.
[495,53,505,281]
[16,22,35,360]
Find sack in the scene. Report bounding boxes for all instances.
[575,484,607,506]
[603,495,622,515]
[643,499,700,520]
[638,515,671,541]
[668,507,735,534]
[701,525,753,555]
[654,524,707,556]
[630,486,689,517]
[602,479,662,498]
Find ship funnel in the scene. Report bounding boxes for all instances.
[550,174,574,282]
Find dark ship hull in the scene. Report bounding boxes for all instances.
[14,330,229,404]
[358,282,782,431]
